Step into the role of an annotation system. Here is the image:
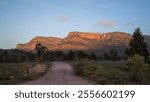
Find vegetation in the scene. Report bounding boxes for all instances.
[0,49,35,63]
[0,28,150,85]
[126,27,150,63]
[126,55,150,84]
[73,28,150,85]
[74,60,128,84]
[74,59,150,84]
[103,49,120,61]
[0,62,50,84]
[34,43,49,61]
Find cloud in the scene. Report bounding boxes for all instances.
[95,21,115,27]
[56,16,69,23]
[126,22,133,26]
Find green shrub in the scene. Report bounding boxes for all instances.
[74,59,150,84]
[74,59,92,76]
[74,60,130,84]
[90,68,129,84]
[83,65,97,77]
[126,55,149,69]
[126,55,150,84]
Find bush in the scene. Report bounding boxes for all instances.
[90,68,129,84]
[74,60,130,84]
[74,59,91,76]
[126,55,150,84]
[74,59,150,84]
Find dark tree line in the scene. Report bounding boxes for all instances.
[0,49,35,63]
[0,45,121,63]
[102,49,120,61]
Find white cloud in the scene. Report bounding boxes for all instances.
[95,21,114,27]
[56,16,69,23]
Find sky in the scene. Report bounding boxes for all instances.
[0,0,150,49]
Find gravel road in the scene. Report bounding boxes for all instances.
[22,62,92,85]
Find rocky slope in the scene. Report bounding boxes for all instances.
[16,36,62,51]
[16,31,133,51]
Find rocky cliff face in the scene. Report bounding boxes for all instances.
[16,31,134,51]
[16,36,62,51]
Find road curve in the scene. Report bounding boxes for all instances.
[22,62,92,85]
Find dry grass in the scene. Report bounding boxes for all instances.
[0,62,50,84]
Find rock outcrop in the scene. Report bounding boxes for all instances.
[16,31,147,52]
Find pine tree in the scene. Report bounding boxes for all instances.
[126,27,150,63]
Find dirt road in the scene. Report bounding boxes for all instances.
[22,62,92,85]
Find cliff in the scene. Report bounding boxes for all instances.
[16,31,133,51]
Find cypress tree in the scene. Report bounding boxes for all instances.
[126,27,150,63]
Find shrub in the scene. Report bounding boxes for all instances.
[74,59,150,84]
[74,59,91,76]
[83,65,97,77]
[126,55,150,84]
[74,60,130,84]
[90,68,129,84]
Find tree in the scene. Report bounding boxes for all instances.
[110,49,120,61]
[126,28,150,63]
[12,55,18,62]
[77,51,89,59]
[34,43,42,61]
[90,52,97,60]
[48,51,55,61]
[34,43,48,61]
[67,50,75,61]
[54,50,64,61]
[0,54,2,63]
[3,51,9,63]
[103,53,110,60]
[41,46,48,61]
[27,51,36,61]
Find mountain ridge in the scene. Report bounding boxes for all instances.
[16,31,150,54]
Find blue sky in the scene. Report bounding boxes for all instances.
[0,0,150,49]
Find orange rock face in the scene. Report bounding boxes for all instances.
[16,31,132,51]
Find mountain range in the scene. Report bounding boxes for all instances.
[16,31,150,57]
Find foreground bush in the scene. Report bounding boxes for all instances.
[90,68,129,84]
[74,60,130,84]
[74,58,150,84]
[126,55,150,84]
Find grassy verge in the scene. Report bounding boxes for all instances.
[74,59,150,85]
[0,62,51,85]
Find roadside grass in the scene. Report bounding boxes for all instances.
[0,62,51,85]
[74,59,150,85]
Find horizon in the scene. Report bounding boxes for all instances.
[0,0,150,49]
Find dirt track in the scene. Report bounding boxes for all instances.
[22,62,92,85]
